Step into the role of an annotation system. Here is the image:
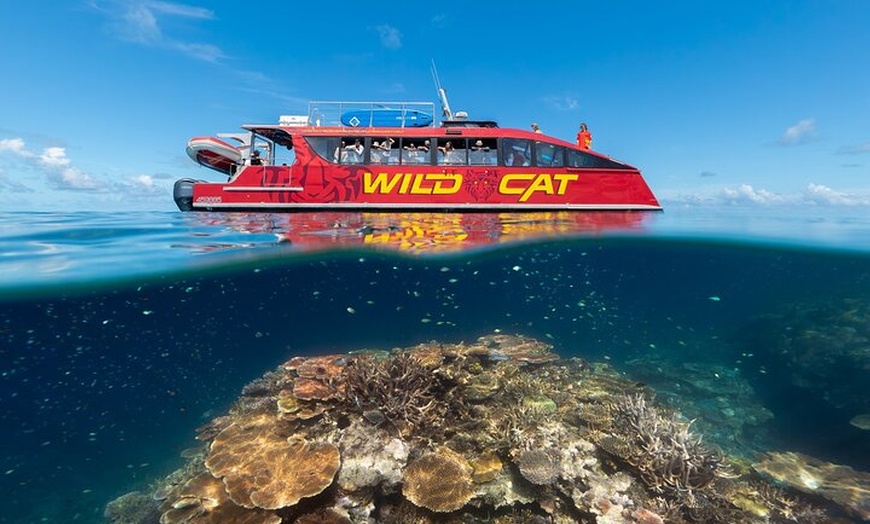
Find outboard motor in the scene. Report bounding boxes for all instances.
[173,179,198,211]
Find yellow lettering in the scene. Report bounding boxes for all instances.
[430,173,462,194]
[399,173,413,193]
[520,174,554,202]
[553,173,579,194]
[499,174,534,195]
[363,172,402,194]
[410,175,432,194]
[363,172,464,195]
[499,173,579,202]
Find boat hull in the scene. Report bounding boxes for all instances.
[177,164,661,212]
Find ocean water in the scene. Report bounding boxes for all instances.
[1,206,869,523]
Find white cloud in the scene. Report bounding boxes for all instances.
[801,183,870,205]
[777,118,818,146]
[39,147,72,168]
[0,138,31,156]
[664,183,870,206]
[375,24,402,50]
[0,137,101,191]
[542,95,580,112]
[430,14,448,28]
[95,0,225,62]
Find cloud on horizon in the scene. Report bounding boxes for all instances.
[0,137,102,191]
[664,183,870,206]
[91,0,225,62]
[776,118,818,146]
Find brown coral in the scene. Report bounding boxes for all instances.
[343,352,445,434]
[753,451,870,520]
[471,451,503,483]
[204,413,340,510]
[471,334,559,366]
[402,452,475,512]
[159,472,280,524]
[515,448,561,485]
[283,355,347,380]
[293,377,339,401]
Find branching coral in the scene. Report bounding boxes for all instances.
[342,352,447,435]
[602,394,724,500]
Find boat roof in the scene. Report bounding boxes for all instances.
[243,123,583,150]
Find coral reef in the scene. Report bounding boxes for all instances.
[734,297,870,414]
[754,451,870,520]
[105,334,867,523]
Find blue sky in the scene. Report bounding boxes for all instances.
[1,1,869,210]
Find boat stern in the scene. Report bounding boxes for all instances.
[173,178,201,211]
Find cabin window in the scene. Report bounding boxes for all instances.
[436,138,467,165]
[566,149,632,169]
[304,136,341,163]
[401,138,431,165]
[535,142,564,168]
[370,137,398,165]
[468,138,497,166]
[502,138,531,167]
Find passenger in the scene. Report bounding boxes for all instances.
[472,139,487,151]
[371,141,382,163]
[531,123,543,134]
[511,150,529,167]
[334,141,346,162]
[439,141,461,164]
[576,123,592,150]
[250,150,263,165]
[344,139,363,163]
[380,137,396,164]
[418,140,430,152]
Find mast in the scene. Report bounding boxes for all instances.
[431,60,453,121]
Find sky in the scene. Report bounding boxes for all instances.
[1,0,869,211]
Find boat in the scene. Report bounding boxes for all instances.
[185,136,243,176]
[174,82,661,212]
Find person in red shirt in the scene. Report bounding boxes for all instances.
[576,123,592,150]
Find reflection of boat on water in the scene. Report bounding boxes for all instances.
[174,72,660,212]
[193,211,653,254]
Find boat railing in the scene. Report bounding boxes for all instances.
[307,101,436,128]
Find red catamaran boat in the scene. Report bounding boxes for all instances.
[175,85,660,212]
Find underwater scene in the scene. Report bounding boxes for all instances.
[0,208,869,523]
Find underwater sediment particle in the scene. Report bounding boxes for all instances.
[515,448,561,485]
[204,413,340,510]
[402,452,475,512]
[753,451,870,520]
[159,472,281,524]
